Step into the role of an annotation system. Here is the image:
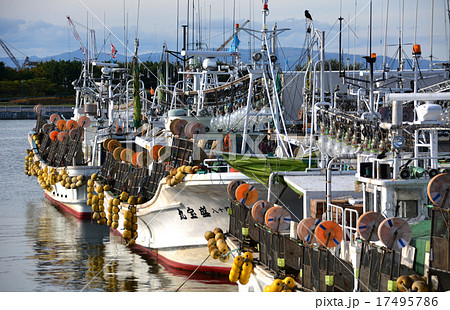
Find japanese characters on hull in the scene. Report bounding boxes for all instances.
[177,205,229,221]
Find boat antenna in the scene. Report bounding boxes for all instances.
[135,0,140,41]
[383,0,390,72]
[338,0,343,76]
[430,0,435,69]
[414,0,418,45]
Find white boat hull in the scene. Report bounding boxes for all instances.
[105,172,266,274]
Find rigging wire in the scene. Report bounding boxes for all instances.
[77,0,164,86]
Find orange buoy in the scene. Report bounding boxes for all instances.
[49,113,61,124]
[170,119,188,136]
[113,147,125,161]
[69,128,80,140]
[158,146,171,162]
[185,122,206,139]
[102,138,112,150]
[120,148,134,163]
[42,123,53,135]
[264,206,291,231]
[34,104,44,115]
[49,130,59,141]
[183,121,195,138]
[66,120,79,130]
[427,173,450,208]
[314,221,343,248]
[107,139,122,152]
[78,115,91,128]
[136,151,151,167]
[297,217,322,243]
[235,183,258,206]
[227,180,246,200]
[251,200,273,224]
[377,217,412,251]
[57,131,69,143]
[131,152,139,166]
[150,145,163,161]
[56,119,67,131]
[357,211,385,241]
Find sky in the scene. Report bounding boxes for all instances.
[0,0,449,64]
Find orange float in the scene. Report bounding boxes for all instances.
[264,206,291,231]
[314,221,343,248]
[113,147,125,161]
[57,131,69,143]
[56,119,67,131]
[377,217,412,251]
[49,130,59,141]
[102,138,112,150]
[69,128,80,140]
[34,104,44,115]
[185,122,206,139]
[66,120,79,130]
[227,180,246,200]
[170,119,188,136]
[136,151,151,167]
[158,146,171,162]
[150,145,163,161]
[357,211,385,241]
[107,139,122,152]
[131,152,139,166]
[235,183,258,206]
[297,217,322,243]
[49,113,61,124]
[78,115,91,128]
[120,148,135,163]
[41,123,53,135]
[251,200,273,224]
[427,173,450,208]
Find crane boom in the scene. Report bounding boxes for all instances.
[217,20,250,51]
[67,16,87,58]
[0,39,21,69]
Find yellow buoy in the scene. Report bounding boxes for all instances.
[123,230,132,240]
[204,231,215,240]
[243,252,253,262]
[233,256,244,268]
[92,212,100,221]
[283,277,296,290]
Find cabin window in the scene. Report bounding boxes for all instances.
[364,190,381,212]
[397,200,418,218]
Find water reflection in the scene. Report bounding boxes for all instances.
[0,120,235,292]
[23,199,234,292]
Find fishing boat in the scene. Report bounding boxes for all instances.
[220,1,450,292]
[26,43,147,219]
[89,0,313,275]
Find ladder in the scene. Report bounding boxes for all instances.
[419,80,450,93]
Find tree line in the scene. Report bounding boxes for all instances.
[0,59,171,101]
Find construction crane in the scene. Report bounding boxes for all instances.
[0,38,37,69]
[217,19,250,51]
[67,16,87,59]
[0,38,21,69]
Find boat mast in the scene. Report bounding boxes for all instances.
[430,0,435,69]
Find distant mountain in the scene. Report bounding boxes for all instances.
[1,47,432,71]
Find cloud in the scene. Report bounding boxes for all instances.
[0,17,69,58]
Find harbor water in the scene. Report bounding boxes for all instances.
[0,119,235,292]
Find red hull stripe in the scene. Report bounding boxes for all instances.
[110,229,231,275]
[44,193,92,220]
